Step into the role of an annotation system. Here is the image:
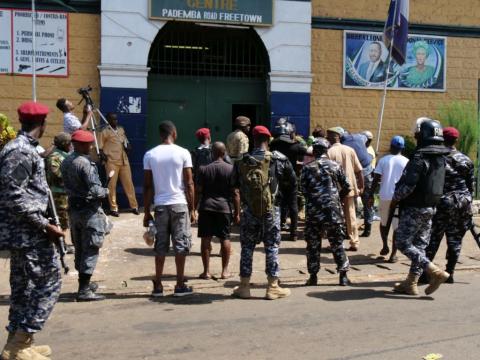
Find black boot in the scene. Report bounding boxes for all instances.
[445,253,457,284]
[339,271,351,286]
[418,272,429,284]
[360,223,371,237]
[445,271,454,284]
[77,273,105,302]
[305,274,318,286]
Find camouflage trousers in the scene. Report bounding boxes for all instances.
[395,206,435,275]
[239,207,281,277]
[360,171,374,225]
[8,242,61,333]
[305,221,350,274]
[53,192,69,230]
[70,207,107,275]
[426,203,472,272]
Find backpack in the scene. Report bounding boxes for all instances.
[239,152,276,217]
[419,154,446,207]
[192,146,213,182]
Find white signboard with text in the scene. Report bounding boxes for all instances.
[0,8,68,77]
[0,9,12,74]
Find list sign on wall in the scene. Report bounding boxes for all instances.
[0,8,68,76]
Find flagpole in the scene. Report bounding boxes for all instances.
[375,0,399,152]
[31,0,37,102]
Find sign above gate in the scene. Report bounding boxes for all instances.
[149,0,273,27]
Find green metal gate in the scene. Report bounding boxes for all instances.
[147,22,270,150]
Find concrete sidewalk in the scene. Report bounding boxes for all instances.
[3,212,478,298]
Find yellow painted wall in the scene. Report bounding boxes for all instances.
[313,0,480,27]
[0,13,100,147]
[311,1,480,150]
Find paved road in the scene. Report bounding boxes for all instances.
[1,272,479,359]
[1,214,480,359]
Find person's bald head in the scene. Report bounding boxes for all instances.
[212,141,226,160]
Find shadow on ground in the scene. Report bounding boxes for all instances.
[124,248,202,257]
[307,288,434,301]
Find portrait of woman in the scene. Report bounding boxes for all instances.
[401,41,436,88]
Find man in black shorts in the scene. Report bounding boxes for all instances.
[196,142,240,279]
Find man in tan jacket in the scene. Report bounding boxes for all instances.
[226,116,251,160]
[99,112,139,217]
[327,127,364,251]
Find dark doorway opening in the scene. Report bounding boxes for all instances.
[232,104,259,131]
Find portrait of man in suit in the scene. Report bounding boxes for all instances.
[357,42,387,83]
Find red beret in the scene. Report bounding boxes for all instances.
[252,125,271,138]
[17,101,49,123]
[195,128,210,141]
[443,127,459,140]
[71,130,95,143]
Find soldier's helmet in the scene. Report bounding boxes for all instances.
[419,119,444,143]
[312,137,331,151]
[273,118,291,136]
[412,116,431,134]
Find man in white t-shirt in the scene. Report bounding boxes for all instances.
[143,121,196,297]
[368,135,409,262]
[56,98,92,134]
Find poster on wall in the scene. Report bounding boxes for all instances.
[0,8,68,76]
[343,30,446,92]
[0,9,12,74]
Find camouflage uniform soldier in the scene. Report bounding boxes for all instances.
[46,133,71,231]
[0,101,64,360]
[226,116,250,161]
[270,119,307,242]
[232,126,296,300]
[301,138,351,286]
[423,127,475,284]
[391,119,450,296]
[61,130,110,302]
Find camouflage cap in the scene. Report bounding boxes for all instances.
[327,127,345,135]
[312,137,331,150]
[235,116,251,127]
[54,132,72,147]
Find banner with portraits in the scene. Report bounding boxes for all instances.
[343,30,446,92]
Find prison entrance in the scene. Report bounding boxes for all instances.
[147,22,270,150]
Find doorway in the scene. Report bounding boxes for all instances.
[147,22,270,151]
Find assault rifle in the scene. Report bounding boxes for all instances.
[47,189,70,274]
[383,201,399,241]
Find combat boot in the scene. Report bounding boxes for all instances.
[360,224,371,237]
[232,277,251,299]
[339,271,351,286]
[393,273,419,295]
[265,276,291,300]
[77,289,105,302]
[77,273,105,302]
[425,263,449,295]
[445,258,457,284]
[1,331,49,360]
[2,332,51,359]
[305,274,317,286]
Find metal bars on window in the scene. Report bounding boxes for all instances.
[148,22,269,79]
